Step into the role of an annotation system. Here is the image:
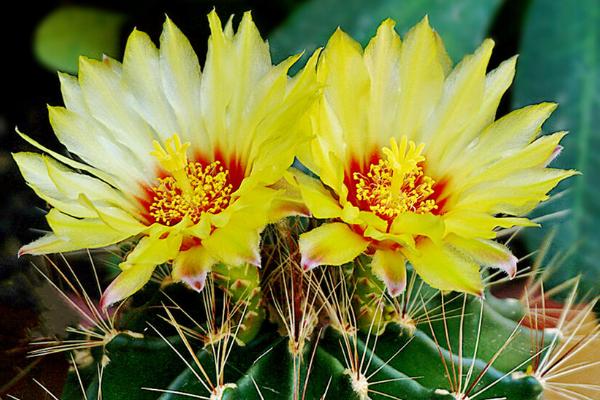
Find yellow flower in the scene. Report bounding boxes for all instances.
[295,18,576,296]
[14,11,319,308]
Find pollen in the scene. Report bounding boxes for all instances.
[353,137,437,220]
[149,161,233,226]
[148,135,233,226]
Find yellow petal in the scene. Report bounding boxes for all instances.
[159,17,203,144]
[78,57,155,164]
[457,169,578,215]
[319,27,370,156]
[77,194,145,235]
[452,131,568,196]
[370,249,407,297]
[122,232,182,269]
[13,152,96,218]
[122,29,178,141]
[407,238,483,295]
[390,212,444,244]
[447,235,518,278]
[395,16,449,142]
[293,169,342,219]
[58,72,87,114]
[438,56,517,172]
[444,211,537,239]
[100,263,155,309]
[48,105,148,188]
[466,102,558,172]
[172,245,215,291]
[16,128,117,188]
[202,219,262,267]
[268,172,310,220]
[19,234,84,257]
[364,19,403,147]
[299,222,368,270]
[425,39,494,171]
[46,209,133,250]
[363,226,415,249]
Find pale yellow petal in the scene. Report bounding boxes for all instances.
[293,169,342,219]
[407,239,483,295]
[58,72,87,114]
[78,57,156,166]
[172,245,215,291]
[319,28,370,157]
[447,235,518,278]
[395,16,449,142]
[202,223,261,267]
[444,211,537,239]
[45,209,132,251]
[299,222,369,270]
[364,19,402,147]
[122,29,179,141]
[121,232,182,269]
[100,263,155,309]
[425,39,494,173]
[370,249,407,297]
[159,17,203,144]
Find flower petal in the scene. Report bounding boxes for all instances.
[159,17,203,144]
[123,28,179,142]
[100,263,155,309]
[395,16,450,142]
[371,249,407,297]
[202,223,262,267]
[78,57,155,167]
[390,212,444,244]
[425,39,494,171]
[172,245,215,292]
[293,169,342,219]
[122,232,182,269]
[407,238,483,295]
[48,105,148,188]
[18,234,83,257]
[444,211,537,239]
[447,235,518,278]
[44,209,132,252]
[299,222,369,270]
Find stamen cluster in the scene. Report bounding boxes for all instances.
[353,138,437,220]
[150,161,233,225]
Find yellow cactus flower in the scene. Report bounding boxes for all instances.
[295,18,576,296]
[14,10,319,308]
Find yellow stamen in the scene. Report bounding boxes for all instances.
[149,135,233,226]
[354,137,437,219]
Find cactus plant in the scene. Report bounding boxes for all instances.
[28,219,593,400]
[13,8,599,400]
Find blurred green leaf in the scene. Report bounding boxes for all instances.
[34,6,126,74]
[513,0,600,295]
[269,0,502,72]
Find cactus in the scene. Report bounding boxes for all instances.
[33,219,593,400]
[13,9,598,400]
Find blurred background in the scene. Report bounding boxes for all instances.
[1,0,598,397]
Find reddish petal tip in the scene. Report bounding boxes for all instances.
[387,283,406,298]
[301,255,320,272]
[182,272,207,293]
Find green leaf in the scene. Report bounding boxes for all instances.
[513,0,600,295]
[269,0,502,73]
[34,6,126,74]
